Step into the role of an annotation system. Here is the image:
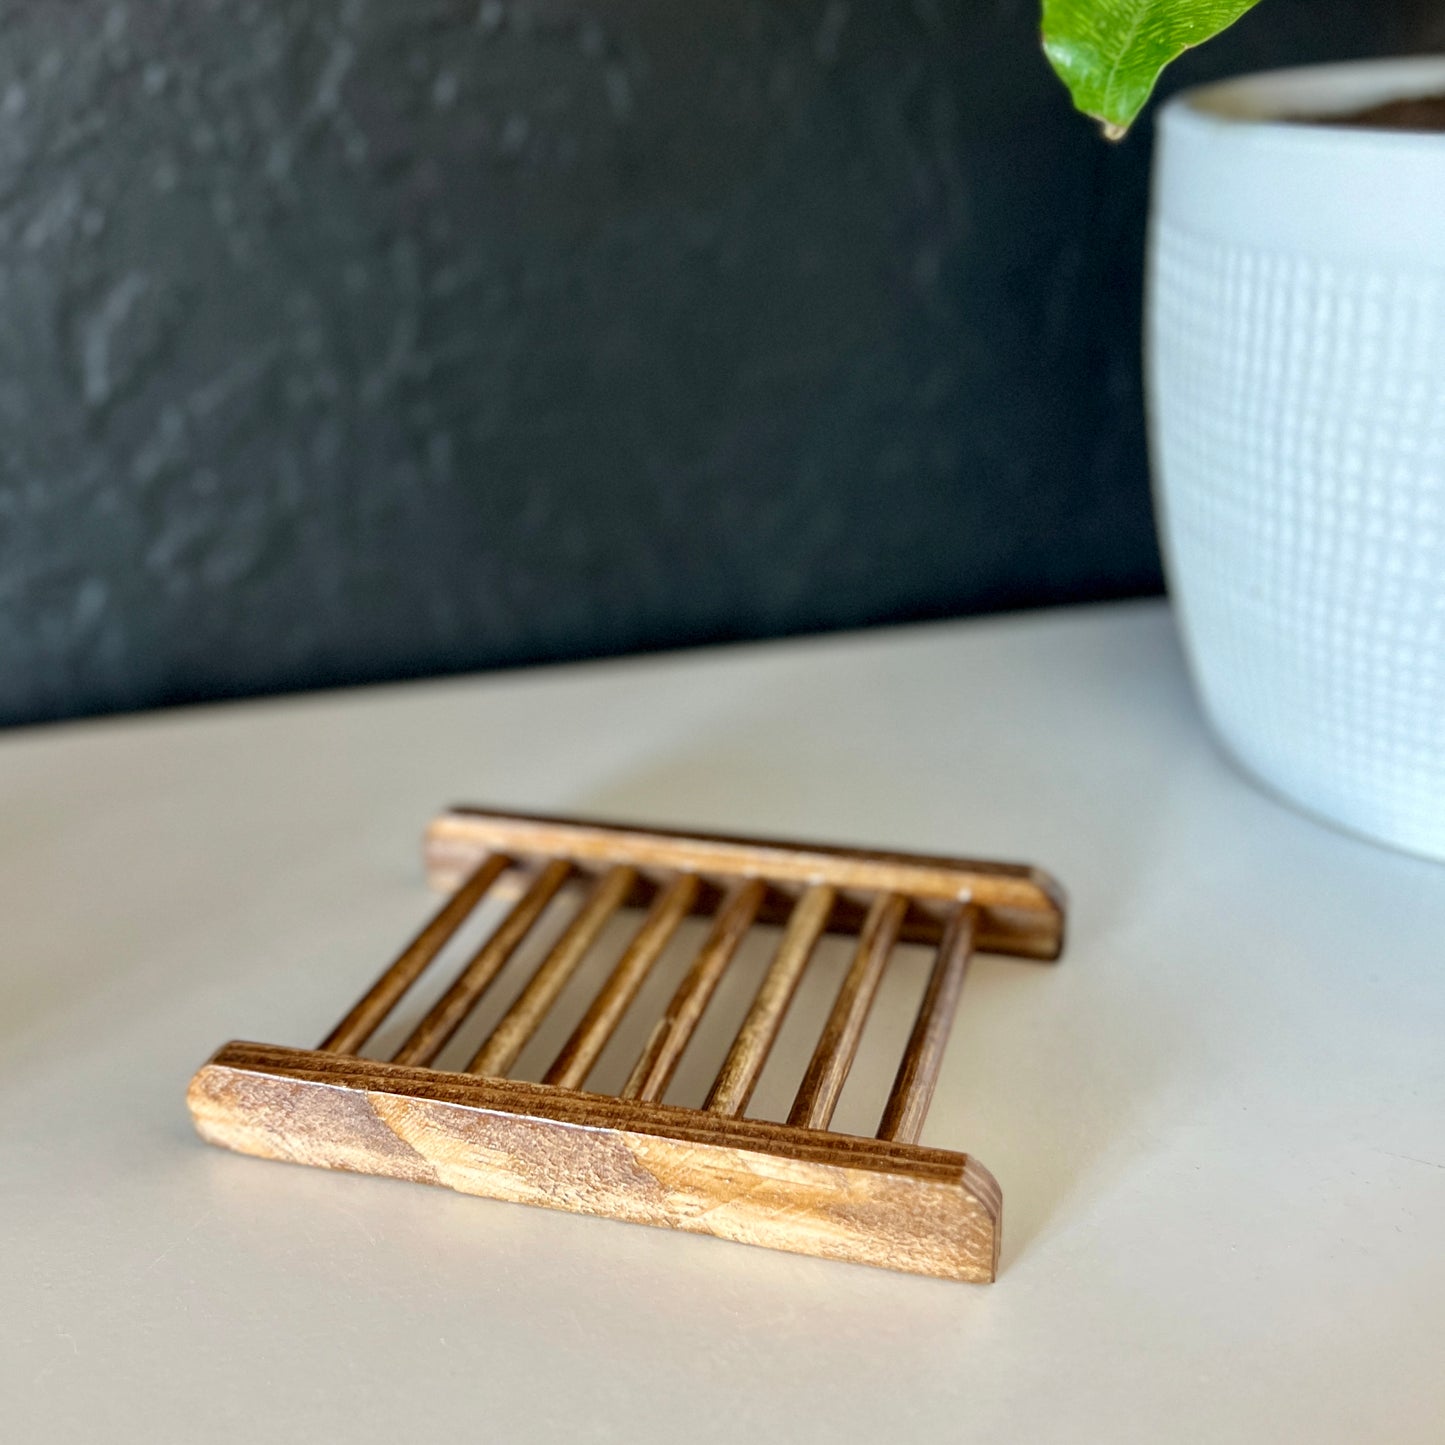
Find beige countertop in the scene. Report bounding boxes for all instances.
[3,599,1442,1443]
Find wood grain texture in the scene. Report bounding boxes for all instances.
[425,806,1065,960]
[189,1042,1003,1282]
[319,852,511,1055]
[543,873,701,1091]
[704,883,837,1117]
[621,877,766,1103]
[391,858,572,1068]
[788,891,909,1130]
[876,905,977,1145]
[467,865,637,1077]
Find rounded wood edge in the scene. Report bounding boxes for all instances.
[960,1155,1003,1282]
[186,1044,279,1152]
[185,1058,228,1146]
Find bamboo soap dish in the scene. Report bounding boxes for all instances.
[188,807,1066,1283]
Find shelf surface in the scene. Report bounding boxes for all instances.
[2,599,1442,1443]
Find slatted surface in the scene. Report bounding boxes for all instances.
[190,808,1066,1281]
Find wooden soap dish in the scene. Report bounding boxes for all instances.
[188,807,1066,1282]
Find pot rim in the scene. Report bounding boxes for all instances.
[1153,57,1445,253]
[1164,55,1445,152]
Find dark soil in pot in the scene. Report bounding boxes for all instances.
[1299,92,1445,131]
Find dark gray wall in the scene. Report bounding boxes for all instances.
[1,1,1439,725]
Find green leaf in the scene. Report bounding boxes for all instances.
[1041,0,1263,137]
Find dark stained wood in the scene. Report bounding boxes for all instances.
[543,873,701,1091]
[621,877,767,1103]
[467,865,637,1077]
[391,858,572,1068]
[877,905,978,1145]
[318,852,511,1055]
[787,891,909,1130]
[703,884,836,1118]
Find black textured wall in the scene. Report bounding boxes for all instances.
[0,1,1439,726]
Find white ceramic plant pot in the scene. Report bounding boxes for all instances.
[1148,57,1445,861]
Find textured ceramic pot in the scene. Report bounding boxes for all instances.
[1148,57,1445,861]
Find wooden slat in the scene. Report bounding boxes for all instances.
[391,859,573,1068]
[425,806,1066,960]
[190,1042,1004,1282]
[318,852,512,1055]
[621,878,767,1103]
[788,891,909,1131]
[704,884,836,1117]
[876,905,977,1145]
[466,865,637,1077]
[543,873,701,1091]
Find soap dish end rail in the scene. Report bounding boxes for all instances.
[189,1041,1003,1283]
